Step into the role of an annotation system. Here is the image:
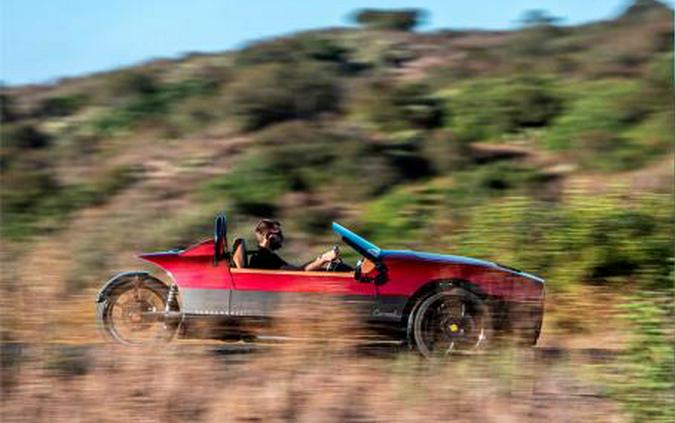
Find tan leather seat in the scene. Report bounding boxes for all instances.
[231,238,248,269]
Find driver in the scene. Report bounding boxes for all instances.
[249,219,338,271]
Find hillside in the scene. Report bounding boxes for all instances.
[0,2,673,421]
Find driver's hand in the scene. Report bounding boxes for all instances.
[319,247,339,263]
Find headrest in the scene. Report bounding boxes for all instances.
[232,238,248,269]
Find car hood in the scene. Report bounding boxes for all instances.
[380,250,497,267]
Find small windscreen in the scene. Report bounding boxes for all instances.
[332,222,381,259]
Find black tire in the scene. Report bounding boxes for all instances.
[408,287,491,358]
[96,275,178,346]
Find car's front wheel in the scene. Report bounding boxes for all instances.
[96,276,179,346]
[409,287,491,358]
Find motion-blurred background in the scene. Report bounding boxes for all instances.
[1,1,673,422]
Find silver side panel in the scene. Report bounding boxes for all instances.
[181,288,231,315]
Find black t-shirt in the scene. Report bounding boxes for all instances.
[249,247,288,270]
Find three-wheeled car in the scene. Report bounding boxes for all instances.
[96,214,544,357]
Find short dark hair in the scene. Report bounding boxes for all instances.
[255,219,281,235]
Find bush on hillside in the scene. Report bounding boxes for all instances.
[548,87,631,148]
[226,63,341,131]
[453,192,672,291]
[36,94,88,118]
[1,93,19,122]
[640,51,673,110]
[92,79,216,136]
[1,165,138,240]
[110,71,160,97]
[236,34,351,67]
[545,81,665,171]
[353,80,445,131]
[361,162,548,247]
[7,124,52,149]
[449,76,563,141]
[201,122,435,216]
[610,293,674,423]
[421,130,472,174]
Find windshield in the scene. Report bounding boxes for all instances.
[332,222,381,260]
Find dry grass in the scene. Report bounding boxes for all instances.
[1,298,630,423]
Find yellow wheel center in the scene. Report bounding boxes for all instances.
[449,323,459,332]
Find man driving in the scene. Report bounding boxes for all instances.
[249,219,338,271]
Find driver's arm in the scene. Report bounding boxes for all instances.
[303,249,338,271]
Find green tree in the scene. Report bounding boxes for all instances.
[514,10,564,58]
[353,9,425,31]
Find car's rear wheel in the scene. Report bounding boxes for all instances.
[409,287,491,358]
[97,276,178,345]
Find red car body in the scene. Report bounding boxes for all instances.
[97,219,545,345]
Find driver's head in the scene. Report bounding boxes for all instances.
[255,219,284,250]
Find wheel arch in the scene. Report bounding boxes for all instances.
[401,279,489,327]
[96,271,168,303]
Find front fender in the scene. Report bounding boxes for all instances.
[95,271,150,303]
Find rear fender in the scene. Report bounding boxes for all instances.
[96,271,155,303]
[401,279,488,325]
[139,245,232,290]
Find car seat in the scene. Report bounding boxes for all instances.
[231,238,248,268]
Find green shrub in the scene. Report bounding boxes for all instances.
[1,166,58,215]
[609,293,674,422]
[545,80,667,170]
[547,81,642,150]
[110,71,160,96]
[453,191,672,291]
[420,130,472,174]
[575,130,649,172]
[449,76,563,142]
[353,81,445,131]
[236,34,351,67]
[201,153,289,217]
[1,166,138,240]
[200,123,433,216]
[226,63,341,131]
[6,124,52,149]
[639,51,674,112]
[362,182,445,246]
[1,93,19,122]
[361,162,546,247]
[92,79,215,136]
[36,94,88,117]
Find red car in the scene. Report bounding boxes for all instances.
[96,214,545,357]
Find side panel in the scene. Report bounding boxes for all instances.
[229,269,376,318]
[180,288,232,315]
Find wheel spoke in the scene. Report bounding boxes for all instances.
[443,341,456,357]
[413,289,488,358]
[106,286,171,345]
